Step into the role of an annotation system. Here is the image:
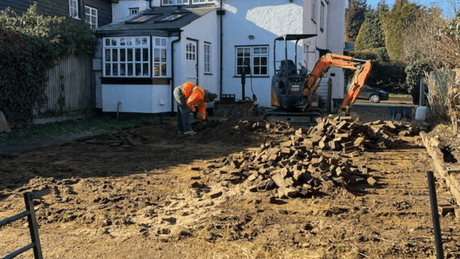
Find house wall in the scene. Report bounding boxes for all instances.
[111,0,151,21]
[178,9,219,107]
[220,0,305,107]
[0,0,112,27]
[102,84,171,113]
[303,0,345,102]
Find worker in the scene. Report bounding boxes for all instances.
[173,82,217,135]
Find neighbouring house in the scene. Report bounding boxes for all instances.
[0,0,113,29]
[95,0,345,115]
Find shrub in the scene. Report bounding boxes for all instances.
[0,2,97,123]
[405,61,433,105]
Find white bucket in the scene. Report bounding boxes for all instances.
[415,106,428,121]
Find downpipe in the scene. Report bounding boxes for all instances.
[117,101,122,119]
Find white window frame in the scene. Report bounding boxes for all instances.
[85,5,98,29]
[192,0,215,4]
[163,0,190,5]
[153,37,168,77]
[235,45,269,77]
[69,0,79,19]
[320,2,325,32]
[204,42,211,73]
[103,37,151,78]
[311,0,317,23]
[129,7,139,15]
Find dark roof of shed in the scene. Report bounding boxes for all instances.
[96,4,216,37]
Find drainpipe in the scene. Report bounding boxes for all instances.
[171,30,182,115]
[219,0,224,98]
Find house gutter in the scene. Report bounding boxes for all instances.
[170,30,182,115]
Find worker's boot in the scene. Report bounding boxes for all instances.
[184,130,196,136]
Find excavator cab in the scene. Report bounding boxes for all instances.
[271,34,317,111]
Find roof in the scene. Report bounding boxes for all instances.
[96,4,217,37]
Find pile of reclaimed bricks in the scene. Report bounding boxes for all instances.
[194,115,417,200]
[84,129,149,147]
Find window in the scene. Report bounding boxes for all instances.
[186,43,196,61]
[129,7,139,15]
[235,46,268,76]
[192,0,215,3]
[320,2,325,32]
[153,38,168,77]
[69,0,79,19]
[163,0,189,5]
[103,37,150,78]
[204,42,211,73]
[311,0,317,23]
[85,6,98,29]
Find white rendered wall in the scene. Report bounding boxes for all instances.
[220,0,305,107]
[303,0,345,101]
[112,0,154,21]
[102,84,171,113]
[178,9,219,108]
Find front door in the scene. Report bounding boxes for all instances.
[184,40,198,85]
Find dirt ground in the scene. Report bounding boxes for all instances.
[1,114,460,259]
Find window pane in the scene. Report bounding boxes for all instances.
[127,49,133,61]
[111,38,117,46]
[161,64,166,76]
[135,49,141,61]
[112,49,118,61]
[120,64,126,76]
[105,63,111,76]
[135,37,141,45]
[161,49,166,62]
[155,38,160,46]
[261,47,268,54]
[244,58,250,65]
[237,67,242,75]
[244,48,250,56]
[237,58,243,66]
[105,49,110,61]
[142,37,148,45]
[254,67,260,75]
[105,38,110,46]
[261,67,267,74]
[154,64,160,76]
[143,49,148,62]
[254,57,260,65]
[135,64,141,76]
[143,63,149,76]
[162,39,166,46]
[112,63,118,76]
[254,47,260,54]
[261,57,267,65]
[128,64,133,76]
[126,38,132,46]
[120,49,126,61]
[154,49,160,62]
[193,54,195,60]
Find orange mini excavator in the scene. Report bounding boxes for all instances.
[267,34,372,123]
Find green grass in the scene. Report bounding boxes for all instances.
[0,114,160,144]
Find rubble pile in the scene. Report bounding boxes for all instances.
[195,116,417,199]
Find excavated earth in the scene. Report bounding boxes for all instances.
[1,115,460,259]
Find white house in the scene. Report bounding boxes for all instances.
[94,0,345,114]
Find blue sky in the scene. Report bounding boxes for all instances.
[364,0,455,18]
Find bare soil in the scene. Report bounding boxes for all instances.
[1,115,460,259]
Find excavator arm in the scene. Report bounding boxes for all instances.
[302,53,372,115]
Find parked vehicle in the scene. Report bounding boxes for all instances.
[358,85,389,103]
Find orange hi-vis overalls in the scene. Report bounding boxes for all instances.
[180,82,207,121]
